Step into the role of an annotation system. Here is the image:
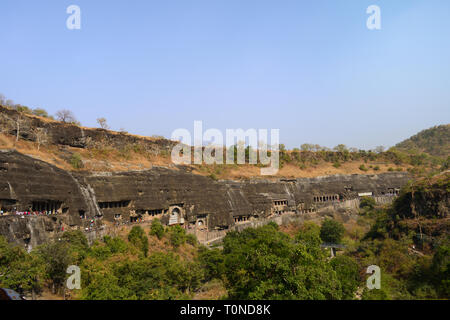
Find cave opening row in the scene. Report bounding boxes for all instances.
[32,201,62,212]
[313,194,340,203]
[298,208,316,214]
[98,200,130,209]
[234,215,250,223]
[136,208,165,216]
[273,200,288,206]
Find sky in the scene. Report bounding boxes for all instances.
[0,0,449,150]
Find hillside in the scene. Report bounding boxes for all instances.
[0,104,446,179]
[395,124,450,158]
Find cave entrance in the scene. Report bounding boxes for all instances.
[79,210,86,219]
[169,207,181,225]
[32,200,62,213]
[0,199,17,214]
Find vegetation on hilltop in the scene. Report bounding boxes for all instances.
[1,93,448,179]
[395,124,450,158]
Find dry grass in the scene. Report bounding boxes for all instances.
[279,221,304,237]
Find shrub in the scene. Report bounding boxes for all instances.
[186,234,198,246]
[32,108,50,118]
[360,196,376,210]
[169,225,186,248]
[359,164,368,172]
[70,153,83,169]
[104,236,128,254]
[149,219,165,240]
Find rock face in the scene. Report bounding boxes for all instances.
[0,150,95,224]
[393,171,449,219]
[0,215,58,252]
[81,168,236,228]
[0,149,412,247]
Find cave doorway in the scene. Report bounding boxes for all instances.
[169,207,181,225]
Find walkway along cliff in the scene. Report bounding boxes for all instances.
[0,149,412,248]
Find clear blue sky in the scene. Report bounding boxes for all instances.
[1,0,449,150]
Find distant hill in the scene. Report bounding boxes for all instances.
[395,124,450,158]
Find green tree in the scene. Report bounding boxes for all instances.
[80,258,130,300]
[0,237,44,298]
[37,240,73,294]
[128,226,149,257]
[430,244,450,297]
[61,230,90,263]
[198,246,225,281]
[331,255,360,299]
[222,224,342,299]
[320,219,345,244]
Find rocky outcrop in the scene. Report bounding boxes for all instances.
[0,215,60,252]
[393,171,449,219]
[0,105,177,155]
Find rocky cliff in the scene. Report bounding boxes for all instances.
[0,149,413,248]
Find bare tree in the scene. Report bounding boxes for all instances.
[55,109,77,124]
[96,117,110,130]
[375,145,385,154]
[5,99,15,107]
[0,93,5,105]
[14,114,25,144]
[32,127,48,151]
